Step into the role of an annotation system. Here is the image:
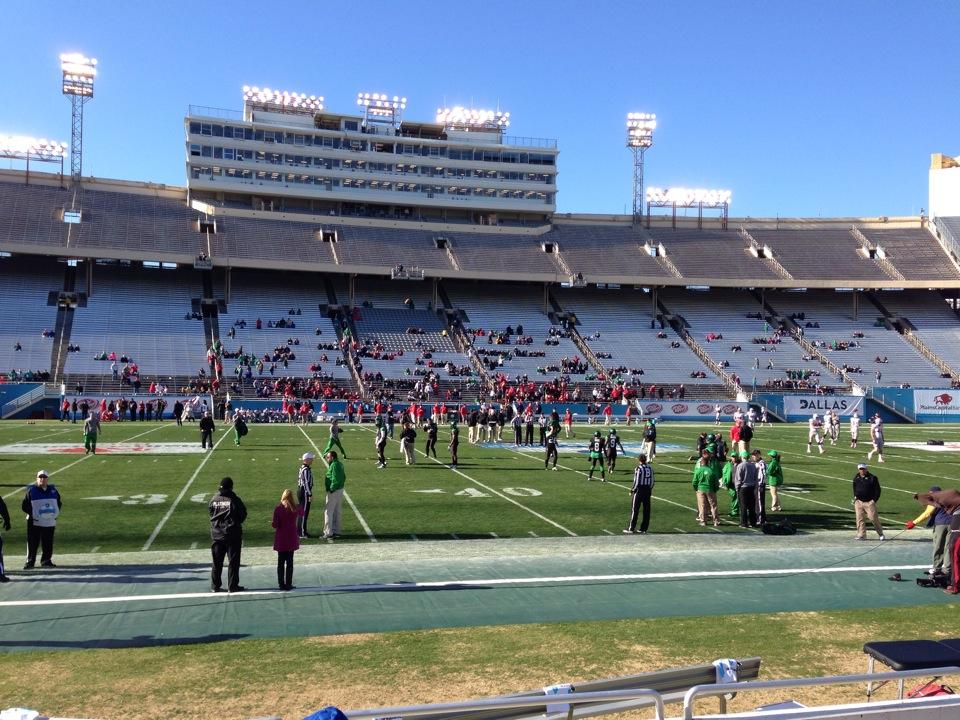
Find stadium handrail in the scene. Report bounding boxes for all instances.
[682,666,960,720]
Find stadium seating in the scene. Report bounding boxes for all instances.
[873,289,960,376]
[647,228,782,280]
[556,287,720,385]
[660,288,824,389]
[216,270,350,381]
[547,224,670,278]
[0,257,62,376]
[859,227,960,281]
[0,180,69,248]
[447,284,586,379]
[750,228,889,281]
[765,289,946,387]
[64,265,207,378]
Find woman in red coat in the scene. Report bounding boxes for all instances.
[272,489,303,591]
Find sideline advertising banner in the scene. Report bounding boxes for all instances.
[914,389,960,418]
[782,395,863,418]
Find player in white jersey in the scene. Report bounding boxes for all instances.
[746,407,757,428]
[866,417,885,463]
[849,411,861,448]
[807,413,825,454]
[733,408,744,424]
[827,410,840,445]
[760,406,770,427]
[714,405,722,426]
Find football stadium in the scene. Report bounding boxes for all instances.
[3,8,960,719]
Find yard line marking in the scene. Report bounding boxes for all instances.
[0,563,930,608]
[507,447,747,532]
[2,454,93,499]
[142,430,232,551]
[89,546,100,553]
[602,529,615,535]
[190,542,198,550]
[451,533,460,539]
[675,527,688,533]
[528,530,539,537]
[489,532,499,538]
[361,426,577,537]
[297,425,377,543]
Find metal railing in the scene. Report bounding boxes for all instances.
[904,330,958,380]
[932,216,960,273]
[683,666,960,719]
[865,385,917,423]
[347,687,666,720]
[1,384,45,419]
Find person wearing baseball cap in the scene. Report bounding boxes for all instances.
[297,453,315,539]
[853,463,884,541]
[21,469,62,569]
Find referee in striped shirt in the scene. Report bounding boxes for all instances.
[624,453,654,534]
[298,452,315,539]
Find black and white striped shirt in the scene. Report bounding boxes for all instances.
[632,464,655,491]
[298,464,314,497]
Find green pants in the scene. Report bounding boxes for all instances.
[323,437,346,458]
[84,432,98,454]
[727,485,739,516]
[234,429,241,446]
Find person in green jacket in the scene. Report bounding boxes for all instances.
[692,450,719,526]
[322,451,346,539]
[721,455,739,517]
[767,449,784,511]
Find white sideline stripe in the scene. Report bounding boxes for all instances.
[142,429,232,551]
[362,426,577,537]
[1,422,171,498]
[0,564,929,608]
[297,425,377,543]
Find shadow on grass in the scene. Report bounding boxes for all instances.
[15,563,209,584]
[0,633,249,650]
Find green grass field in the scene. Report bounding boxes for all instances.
[1,418,956,556]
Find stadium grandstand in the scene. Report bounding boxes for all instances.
[1,120,960,408]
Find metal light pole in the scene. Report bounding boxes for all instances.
[626,112,656,227]
[61,53,97,186]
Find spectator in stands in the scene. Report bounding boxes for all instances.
[13,342,21,352]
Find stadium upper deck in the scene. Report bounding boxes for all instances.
[1,171,959,290]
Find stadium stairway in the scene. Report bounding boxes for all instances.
[865,290,960,382]
[200,267,222,388]
[324,276,366,396]
[656,298,741,397]
[749,290,856,392]
[436,280,492,389]
[547,289,612,381]
[50,263,76,384]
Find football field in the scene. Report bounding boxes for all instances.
[1,418,957,556]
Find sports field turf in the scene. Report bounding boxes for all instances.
[1,418,956,556]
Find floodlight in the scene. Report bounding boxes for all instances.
[242,86,324,112]
[646,187,732,207]
[626,112,656,148]
[356,91,406,113]
[0,135,68,158]
[61,53,97,97]
[435,106,510,129]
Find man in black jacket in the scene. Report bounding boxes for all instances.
[0,495,10,582]
[199,411,216,450]
[208,477,247,592]
[853,463,885,541]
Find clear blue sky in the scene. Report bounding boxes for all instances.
[2,0,957,218]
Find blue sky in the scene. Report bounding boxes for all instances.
[1,0,957,218]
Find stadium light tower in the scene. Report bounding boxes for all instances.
[626,112,656,227]
[0,135,67,186]
[357,92,406,131]
[61,52,97,186]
